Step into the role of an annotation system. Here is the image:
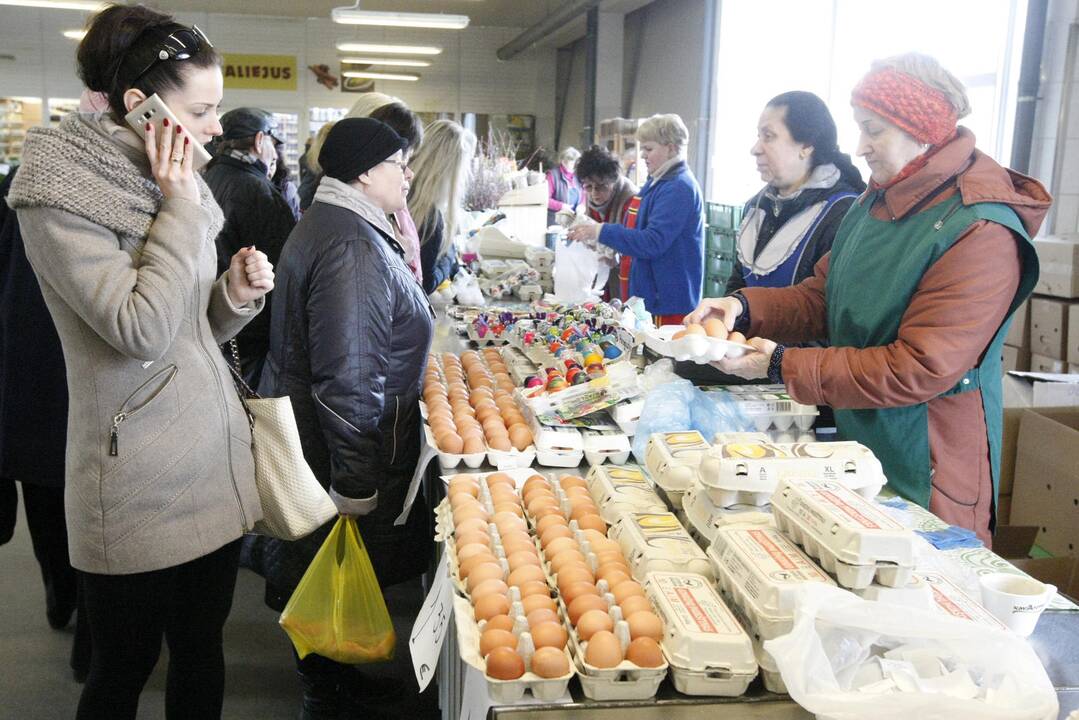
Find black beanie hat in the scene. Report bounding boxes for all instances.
[319,117,408,182]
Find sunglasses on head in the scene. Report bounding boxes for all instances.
[130,25,213,84]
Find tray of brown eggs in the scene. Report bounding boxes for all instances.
[421,351,536,469]
[442,471,577,702]
[522,474,670,701]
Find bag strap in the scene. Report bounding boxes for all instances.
[225,338,258,431]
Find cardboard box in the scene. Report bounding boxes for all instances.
[1010,557,1079,601]
[991,523,1036,557]
[996,495,1013,526]
[999,408,1025,495]
[1070,303,1079,364]
[1010,407,1079,558]
[1029,296,1076,359]
[1005,299,1030,348]
[1002,344,1031,372]
[1033,235,1079,299]
[1030,353,1069,373]
[1071,363,1079,374]
[1003,372,1079,407]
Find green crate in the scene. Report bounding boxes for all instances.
[706,229,737,255]
[706,203,743,231]
[705,254,736,277]
[703,277,724,298]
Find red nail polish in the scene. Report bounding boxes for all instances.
[175,125,182,134]
[184,137,189,146]
[162,118,169,127]
[145,122,151,131]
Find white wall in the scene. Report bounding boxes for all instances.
[0,7,557,149]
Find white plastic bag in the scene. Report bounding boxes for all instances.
[553,239,607,303]
[764,584,1057,720]
[451,268,485,306]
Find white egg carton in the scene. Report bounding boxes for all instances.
[531,424,585,468]
[704,385,819,432]
[486,445,538,470]
[771,477,917,590]
[585,464,667,525]
[706,522,835,641]
[581,429,632,465]
[642,571,757,696]
[917,571,1008,630]
[752,637,787,694]
[609,398,644,436]
[610,512,713,581]
[680,484,774,546]
[422,423,487,469]
[452,594,576,702]
[712,431,772,445]
[697,440,887,508]
[565,606,668,701]
[644,431,713,509]
[642,325,753,364]
[855,573,934,609]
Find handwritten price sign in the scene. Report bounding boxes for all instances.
[409,551,453,691]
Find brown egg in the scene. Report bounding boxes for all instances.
[526,494,560,516]
[449,492,482,511]
[522,475,550,493]
[485,647,526,680]
[467,563,506,592]
[530,623,569,653]
[619,595,653,618]
[627,611,663,642]
[625,637,664,667]
[702,318,728,339]
[488,435,512,452]
[586,536,621,555]
[575,514,609,534]
[523,488,555,509]
[584,630,623,668]
[493,511,527,533]
[559,475,588,490]
[475,405,499,424]
[448,475,480,496]
[544,537,580,559]
[550,554,590,578]
[727,331,747,345]
[526,608,559,628]
[564,486,593,503]
[474,593,511,622]
[492,503,524,519]
[539,524,574,548]
[568,594,609,625]
[522,594,557,616]
[507,565,546,588]
[458,553,498,580]
[560,581,601,605]
[501,538,537,558]
[597,567,632,590]
[594,549,627,565]
[535,514,568,534]
[485,472,516,490]
[454,531,490,550]
[528,646,568,679]
[554,564,594,588]
[462,435,486,455]
[576,609,614,640]
[517,580,551,599]
[456,544,494,564]
[507,550,541,571]
[453,517,489,536]
[482,417,507,434]
[479,629,518,659]
[483,613,515,633]
[531,504,565,522]
[569,503,601,522]
[470,578,510,602]
[509,425,533,451]
[612,580,646,604]
[437,431,463,454]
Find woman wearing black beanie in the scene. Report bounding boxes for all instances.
[256,117,435,718]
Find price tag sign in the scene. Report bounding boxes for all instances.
[408,551,453,691]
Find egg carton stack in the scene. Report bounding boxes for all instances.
[642,324,754,364]
[642,571,758,696]
[706,520,836,693]
[521,474,669,700]
[580,428,632,465]
[610,511,714,581]
[440,472,577,701]
[609,398,644,436]
[916,572,1008,630]
[643,430,713,508]
[703,385,819,442]
[525,246,555,293]
[585,464,667,526]
[771,477,917,590]
[679,484,773,548]
[420,350,537,469]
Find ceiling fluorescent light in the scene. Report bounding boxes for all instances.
[0,0,107,10]
[343,70,420,82]
[335,42,441,55]
[62,29,86,39]
[339,57,431,67]
[332,7,469,29]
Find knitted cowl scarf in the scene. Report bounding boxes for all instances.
[7,112,223,243]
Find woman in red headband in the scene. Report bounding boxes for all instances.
[688,53,1051,546]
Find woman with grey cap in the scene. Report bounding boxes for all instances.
[256,117,435,719]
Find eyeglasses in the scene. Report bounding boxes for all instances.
[130,25,213,84]
[381,159,409,172]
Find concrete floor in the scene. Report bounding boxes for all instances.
[0,488,440,720]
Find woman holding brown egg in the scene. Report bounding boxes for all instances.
[687,54,1048,546]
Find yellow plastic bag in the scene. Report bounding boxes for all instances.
[279,517,396,663]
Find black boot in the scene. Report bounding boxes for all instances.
[296,653,343,720]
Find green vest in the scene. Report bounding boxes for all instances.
[825,191,1038,515]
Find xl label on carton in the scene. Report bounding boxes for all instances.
[653,573,740,636]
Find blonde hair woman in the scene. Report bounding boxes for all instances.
[407,119,477,295]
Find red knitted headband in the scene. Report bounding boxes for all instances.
[851,66,958,146]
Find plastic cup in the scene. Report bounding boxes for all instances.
[978,572,1056,637]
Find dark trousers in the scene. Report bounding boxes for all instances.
[76,538,242,720]
[21,481,78,621]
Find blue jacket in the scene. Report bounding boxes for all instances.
[598,161,704,315]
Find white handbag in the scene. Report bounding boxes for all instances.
[228,341,337,540]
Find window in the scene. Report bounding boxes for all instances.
[708,0,1027,204]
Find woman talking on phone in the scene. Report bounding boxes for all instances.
[7,6,273,719]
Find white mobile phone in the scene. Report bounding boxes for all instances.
[124,93,212,170]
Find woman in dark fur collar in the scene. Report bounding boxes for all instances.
[726,91,866,293]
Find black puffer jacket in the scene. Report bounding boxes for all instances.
[203,154,296,386]
[252,200,435,606]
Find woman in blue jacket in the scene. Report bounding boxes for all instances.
[569,113,704,324]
